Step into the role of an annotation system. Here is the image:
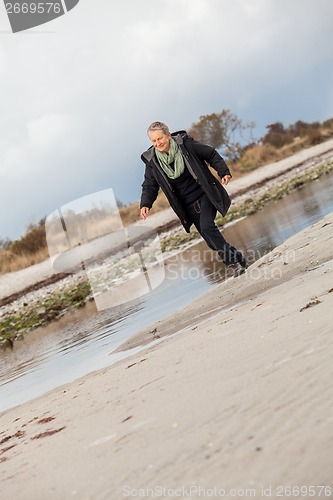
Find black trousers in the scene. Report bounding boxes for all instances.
[185,194,242,266]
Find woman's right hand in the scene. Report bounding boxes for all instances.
[140,207,150,220]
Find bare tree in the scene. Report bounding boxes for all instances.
[0,237,12,249]
[189,110,256,160]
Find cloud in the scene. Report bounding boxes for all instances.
[1,0,333,239]
[27,113,76,150]
[1,113,79,179]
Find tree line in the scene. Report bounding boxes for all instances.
[188,110,333,161]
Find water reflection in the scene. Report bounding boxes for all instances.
[225,176,333,261]
[165,243,225,286]
[1,172,333,411]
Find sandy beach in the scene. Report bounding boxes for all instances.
[1,209,332,499]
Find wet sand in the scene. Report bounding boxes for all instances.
[1,212,332,499]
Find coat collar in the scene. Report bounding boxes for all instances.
[141,147,155,162]
[172,131,186,146]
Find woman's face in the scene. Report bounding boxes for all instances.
[148,130,171,153]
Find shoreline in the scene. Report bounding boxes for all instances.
[1,212,332,498]
[1,152,333,346]
[118,210,333,353]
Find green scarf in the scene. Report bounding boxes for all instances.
[155,138,185,179]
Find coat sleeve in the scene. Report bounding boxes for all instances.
[190,139,232,178]
[140,162,160,209]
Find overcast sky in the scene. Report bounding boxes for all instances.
[1,0,333,240]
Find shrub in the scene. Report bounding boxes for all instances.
[236,144,277,171]
[0,237,11,249]
[10,220,46,256]
[302,127,322,145]
[263,125,294,148]
[323,118,333,129]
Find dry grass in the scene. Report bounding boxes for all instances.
[119,201,140,226]
[148,190,170,214]
[233,144,278,172]
[231,131,333,174]
[0,247,49,275]
[119,191,170,226]
[0,192,170,275]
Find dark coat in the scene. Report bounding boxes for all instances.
[140,131,232,233]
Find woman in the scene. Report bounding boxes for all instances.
[140,121,247,271]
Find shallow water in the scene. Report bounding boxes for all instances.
[1,172,333,411]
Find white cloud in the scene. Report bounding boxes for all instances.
[0,113,80,180]
[1,0,333,238]
[27,113,76,150]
